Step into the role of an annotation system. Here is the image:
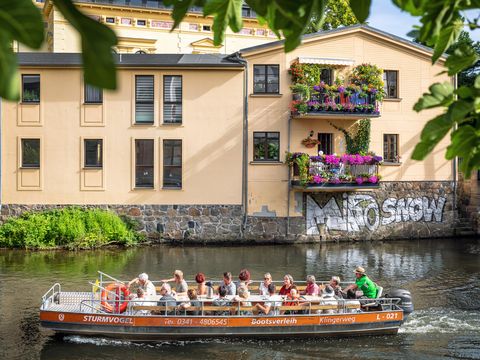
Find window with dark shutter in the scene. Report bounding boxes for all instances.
[21,139,40,168]
[135,75,154,124]
[318,133,333,154]
[163,140,182,188]
[84,139,103,168]
[253,132,280,161]
[22,75,40,103]
[383,134,399,162]
[135,139,154,187]
[84,84,103,104]
[163,76,182,124]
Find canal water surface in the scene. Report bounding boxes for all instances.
[1,238,479,359]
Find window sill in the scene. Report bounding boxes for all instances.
[162,186,182,190]
[83,102,103,105]
[83,166,103,170]
[161,123,183,126]
[133,186,155,190]
[133,122,155,126]
[20,102,40,105]
[381,162,402,166]
[250,93,283,98]
[20,166,40,169]
[250,161,283,165]
[383,98,402,102]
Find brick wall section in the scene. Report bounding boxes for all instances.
[0,181,461,243]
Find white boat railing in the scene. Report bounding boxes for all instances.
[41,283,61,309]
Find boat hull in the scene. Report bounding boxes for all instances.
[40,310,403,340]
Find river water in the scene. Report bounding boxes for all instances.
[1,238,479,360]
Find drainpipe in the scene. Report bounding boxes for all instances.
[452,74,458,224]
[286,114,291,238]
[226,52,248,232]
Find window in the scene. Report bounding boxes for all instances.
[135,139,154,188]
[84,139,103,168]
[253,65,279,94]
[383,70,398,98]
[135,75,154,123]
[135,50,147,54]
[163,75,182,124]
[163,140,182,188]
[136,19,146,26]
[202,25,211,31]
[318,133,333,154]
[84,84,103,104]
[22,75,40,103]
[383,134,399,162]
[21,139,40,168]
[253,132,280,161]
[105,17,115,24]
[320,69,333,86]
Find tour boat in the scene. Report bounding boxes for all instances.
[39,272,413,340]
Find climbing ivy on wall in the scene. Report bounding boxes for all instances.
[330,119,371,154]
[289,61,334,87]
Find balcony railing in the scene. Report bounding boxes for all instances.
[288,153,382,191]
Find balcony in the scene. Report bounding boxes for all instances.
[287,153,382,191]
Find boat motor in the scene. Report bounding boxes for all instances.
[385,289,414,315]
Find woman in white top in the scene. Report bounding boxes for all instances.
[259,273,272,296]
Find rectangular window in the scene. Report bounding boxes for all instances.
[163,140,182,188]
[105,17,115,24]
[383,134,399,162]
[135,75,154,124]
[320,69,333,86]
[22,75,40,103]
[163,75,182,124]
[84,139,103,168]
[135,139,154,188]
[136,19,146,26]
[202,25,211,31]
[253,132,280,161]
[253,65,279,94]
[383,70,398,98]
[318,133,333,154]
[21,139,40,168]
[84,84,103,104]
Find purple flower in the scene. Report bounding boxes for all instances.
[355,177,364,185]
[325,155,340,165]
[310,156,324,162]
[313,85,321,92]
[373,155,383,163]
[313,175,325,184]
[338,86,345,93]
[368,176,379,184]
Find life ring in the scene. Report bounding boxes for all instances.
[101,283,130,313]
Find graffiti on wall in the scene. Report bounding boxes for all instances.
[306,193,447,234]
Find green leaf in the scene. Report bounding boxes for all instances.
[0,33,19,101]
[445,44,479,75]
[456,86,474,99]
[432,19,463,63]
[392,0,425,16]
[446,125,480,164]
[53,0,118,89]
[0,0,44,49]
[475,75,480,89]
[163,0,203,30]
[204,0,243,45]
[411,114,452,160]
[349,0,371,23]
[449,100,473,123]
[413,82,454,111]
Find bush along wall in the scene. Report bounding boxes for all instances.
[0,207,144,249]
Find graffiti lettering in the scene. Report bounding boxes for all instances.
[306,194,446,234]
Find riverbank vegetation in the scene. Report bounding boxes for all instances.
[0,208,144,249]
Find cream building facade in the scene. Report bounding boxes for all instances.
[2,25,459,241]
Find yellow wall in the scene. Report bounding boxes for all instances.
[46,3,277,54]
[2,67,244,205]
[244,29,453,216]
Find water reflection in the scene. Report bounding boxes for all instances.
[0,238,479,360]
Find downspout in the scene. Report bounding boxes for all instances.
[226,52,248,232]
[286,114,291,238]
[452,74,458,226]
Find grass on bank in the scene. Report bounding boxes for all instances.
[0,207,144,249]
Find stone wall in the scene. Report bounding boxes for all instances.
[0,181,459,243]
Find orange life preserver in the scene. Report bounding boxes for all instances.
[100,283,130,313]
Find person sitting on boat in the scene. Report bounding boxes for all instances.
[329,276,345,299]
[319,285,338,314]
[255,283,281,315]
[282,287,303,314]
[302,275,320,296]
[234,286,252,315]
[279,274,294,296]
[129,288,155,315]
[128,272,156,298]
[222,272,236,296]
[177,289,201,316]
[161,270,188,297]
[258,273,272,296]
[212,285,231,316]
[236,269,251,293]
[156,283,177,315]
[195,273,207,296]
[344,266,378,299]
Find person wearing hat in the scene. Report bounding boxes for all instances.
[345,266,378,299]
[128,272,157,298]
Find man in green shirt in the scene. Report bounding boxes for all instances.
[345,266,378,299]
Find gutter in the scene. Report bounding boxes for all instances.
[226,52,249,233]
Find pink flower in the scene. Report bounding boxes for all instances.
[355,177,364,185]
[313,175,324,184]
[368,176,379,183]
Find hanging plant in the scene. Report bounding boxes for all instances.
[330,119,371,154]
